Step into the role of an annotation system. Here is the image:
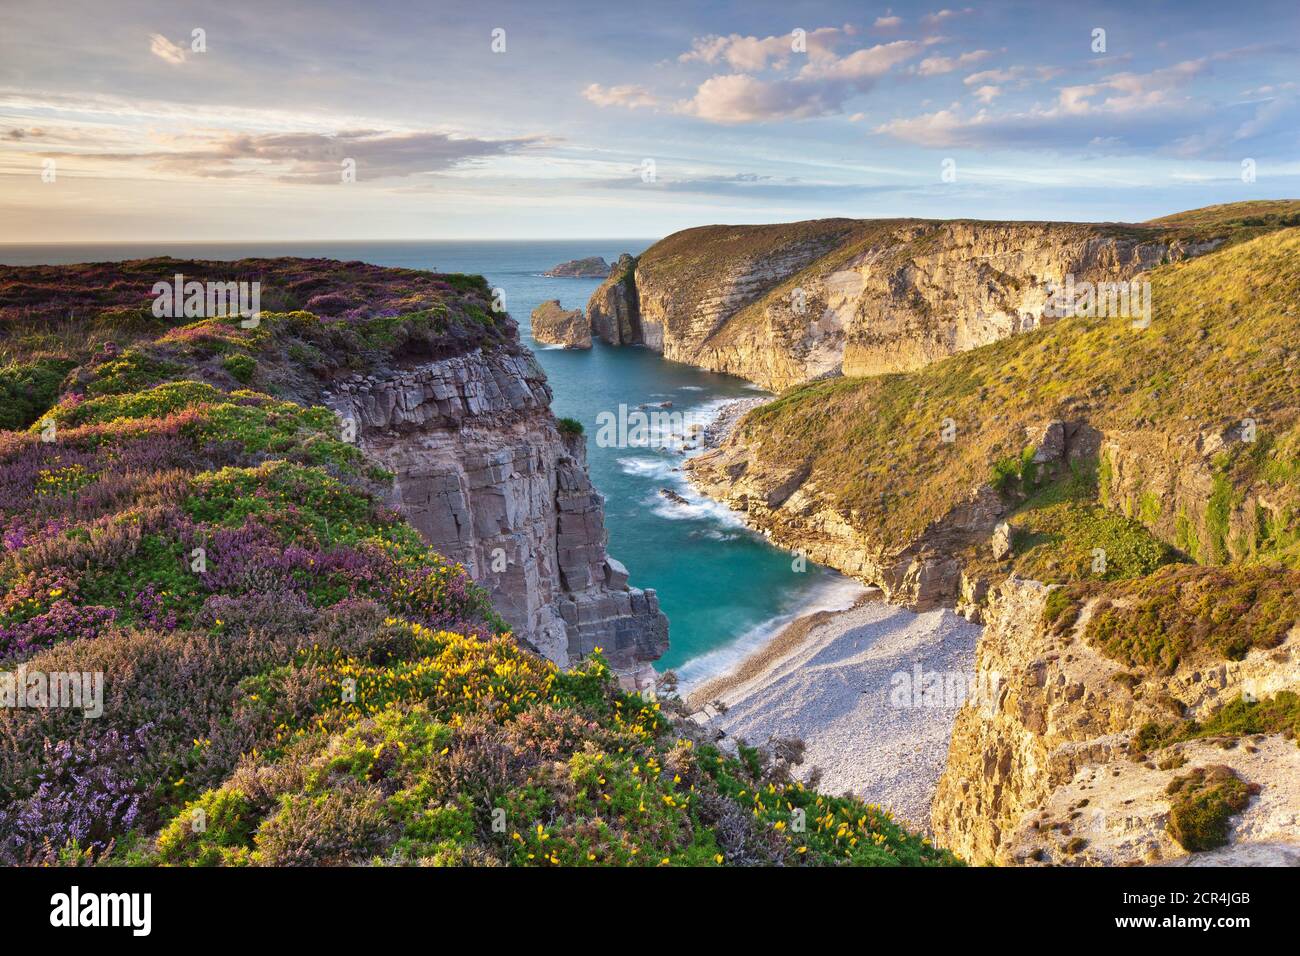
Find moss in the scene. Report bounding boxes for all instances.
[1138,490,1162,525]
[1175,506,1201,562]
[1165,765,1254,852]
[1137,692,1300,754]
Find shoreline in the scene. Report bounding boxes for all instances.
[679,395,983,834]
[685,590,881,710]
[689,599,983,834]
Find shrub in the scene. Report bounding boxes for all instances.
[1165,765,1255,852]
[1083,564,1300,670]
[221,352,257,384]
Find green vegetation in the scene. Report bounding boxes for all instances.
[1051,564,1300,671]
[1135,691,1300,754]
[0,357,74,430]
[221,352,257,383]
[1165,765,1256,852]
[557,416,584,436]
[1147,199,1300,234]
[737,228,1300,562]
[997,459,1176,584]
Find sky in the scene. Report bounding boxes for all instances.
[1,0,1297,241]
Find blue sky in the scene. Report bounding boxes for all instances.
[1,0,1297,240]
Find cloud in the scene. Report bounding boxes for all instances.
[39,128,538,183]
[678,26,849,71]
[676,39,934,123]
[916,50,992,76]
[148,33,188,65]
[583,83,659,109]
[921,8,975,27]
[874,15,903,30]
[878,47,1294,154]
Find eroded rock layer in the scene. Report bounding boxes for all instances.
[325,348,667,677]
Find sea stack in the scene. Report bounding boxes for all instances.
[530,299,592,349]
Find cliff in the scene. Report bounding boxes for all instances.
[586,253,641,345]
[688,223,1300,611]
[684,208,1300,866]
[0,257,664,677]
[933,574,1300,865]
[324,349,665,676]
[585,204,1300,391]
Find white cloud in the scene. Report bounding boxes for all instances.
[583,83,659,110]
[921,8,975,27]
[679,26,848,72]
[916,50,992,76]
[148,33,188,65]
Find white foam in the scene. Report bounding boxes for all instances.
[674,575,871,691]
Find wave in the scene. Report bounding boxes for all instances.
[673,575,871,691]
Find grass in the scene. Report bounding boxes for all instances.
[995,459,1178,585]
[734,227,1300,560]
[1135,691,1300,754]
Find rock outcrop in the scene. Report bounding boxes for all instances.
[323,346,667,681]
[529,299,591,349]
[586,253,641,346]
[544,256,610,277]
[931,578,1300,865]
[686,436,1008,611]
[600,218,1227,390]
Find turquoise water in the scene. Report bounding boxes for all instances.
[0,240,862,681]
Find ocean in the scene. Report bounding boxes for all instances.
[0,239,865,683]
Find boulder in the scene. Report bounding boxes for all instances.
[991,521,1014,560]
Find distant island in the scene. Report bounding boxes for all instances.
[544,256,611,277]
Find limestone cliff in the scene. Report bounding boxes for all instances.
[932,577,1300,865]
[323,344,666,682]
[601,217,1230,390]
[586,253,642,346]
[530,299,591,349]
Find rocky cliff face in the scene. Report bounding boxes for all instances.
[932,578,1300,865]
[587,253,642,346]
[599,218,1223,391]
[530,299,591,349]
[686,438,1006,611]
[323,345,667,682]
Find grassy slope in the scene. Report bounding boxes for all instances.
[738,227,1300,558]
[0,262,953,867]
